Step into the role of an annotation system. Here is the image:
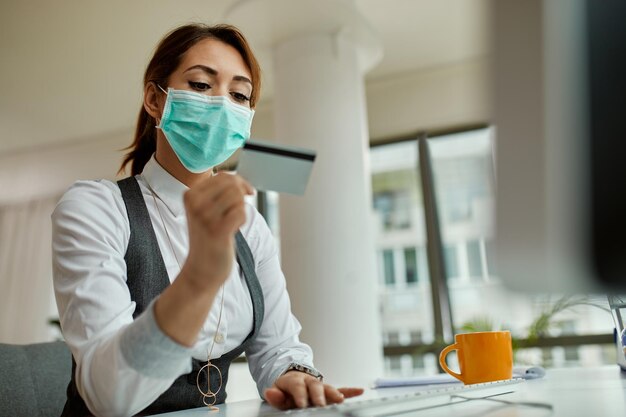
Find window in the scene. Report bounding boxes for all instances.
[443,244,458,280]
[370,127,615,377]
[430,130,524,330]
[373,190,412,231]
[404,247,418,284]
[388,356,401,372]
[564,346,580,362]
[409,330,422,344]
[467,240,483,280]
[382,249,395,286]
[371,140,435,358]
[387,331,400,346]
[259,127,616,379]
[412,354,425,370]
[371,142,423,234]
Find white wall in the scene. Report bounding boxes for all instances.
[250,56,490,144]
[366,57,490,141]
[0,129,131,206]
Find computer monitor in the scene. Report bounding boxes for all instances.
[492,0,626,294]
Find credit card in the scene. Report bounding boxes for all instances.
[236,139,316,195]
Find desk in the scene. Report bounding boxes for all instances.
[154,366,626,417]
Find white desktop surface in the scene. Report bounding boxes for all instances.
[153,366,626,417]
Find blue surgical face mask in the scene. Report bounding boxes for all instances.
[157,87,255,173]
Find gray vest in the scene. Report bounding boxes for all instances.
[61,176,264,416]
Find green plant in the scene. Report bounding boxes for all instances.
[457,296,610,363]
[459,316,503,333]
[525,296,609,343]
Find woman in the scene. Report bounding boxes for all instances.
[52,23,362,416]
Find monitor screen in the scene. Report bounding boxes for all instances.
[492,0,626,294]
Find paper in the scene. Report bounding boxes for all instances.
[236,139,316,195]
[373,366,545,389]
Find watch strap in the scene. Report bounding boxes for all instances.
[282,362,324,381]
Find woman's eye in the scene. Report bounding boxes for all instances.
[231,92,250,103]
[188,81,210,91]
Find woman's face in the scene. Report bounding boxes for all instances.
[147,37,254,181]
[164,37,253,108]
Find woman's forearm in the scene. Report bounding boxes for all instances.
[153,264,222,347]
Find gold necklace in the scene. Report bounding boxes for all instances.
[144,176,225,412]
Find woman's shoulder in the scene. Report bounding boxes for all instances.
[240,202,278,264]
[52,178,128,226]
[241,202,264,238]
[56,178,124,206]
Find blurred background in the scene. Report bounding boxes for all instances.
[0,0,617,401]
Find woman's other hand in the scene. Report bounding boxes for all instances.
[264,371,364,410]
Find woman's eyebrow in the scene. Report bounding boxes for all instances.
[184,64,218,75]
[184,64,252,85]
[232,75,252,86]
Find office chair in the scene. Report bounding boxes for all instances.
[0,341,71,417]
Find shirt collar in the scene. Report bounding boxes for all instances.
[140,156,188,217]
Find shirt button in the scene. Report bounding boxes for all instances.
[214,333,225,344]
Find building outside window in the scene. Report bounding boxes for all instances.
[371,140,436,359]
[258,127,616,378]
[371,127,616,377]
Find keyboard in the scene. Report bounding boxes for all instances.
[260,379,525,417]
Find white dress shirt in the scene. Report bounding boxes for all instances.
[52,157,314,417]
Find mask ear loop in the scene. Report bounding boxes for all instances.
[157,84,168,94]
[153,83,167,128]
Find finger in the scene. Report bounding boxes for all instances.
[204,186,245,220]
[323,384,345,404]
[264,387,295,411]
[187,174,252,216]
[210,172,254,196]
[189,178,250,228]
[338,387,365,398]
[186,175,243,215]
[219,201,247,232]
[235,175,255,195]
[191,172,234,200]
[276,378,308,409]
[306,378,326,407]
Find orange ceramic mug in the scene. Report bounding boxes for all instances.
[439,331,513,385]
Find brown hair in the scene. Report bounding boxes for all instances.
[119,23,261,176]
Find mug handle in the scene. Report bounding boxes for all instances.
[438,343,464,383]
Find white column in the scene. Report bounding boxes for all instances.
[227,0,384,386]
[274,34,383,385]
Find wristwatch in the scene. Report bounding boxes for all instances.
[282,362,324,381]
